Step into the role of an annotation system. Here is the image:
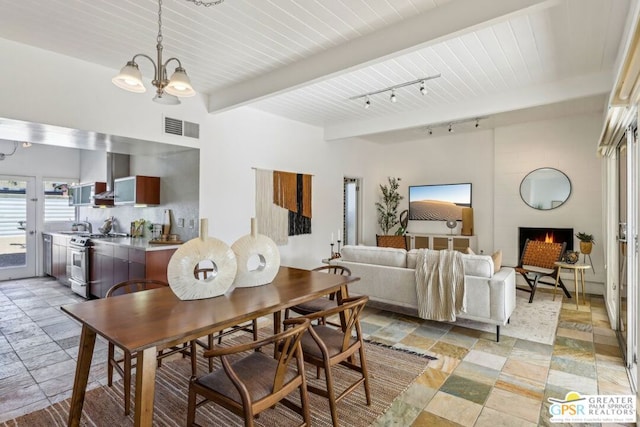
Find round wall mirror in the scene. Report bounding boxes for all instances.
[520,167,571,210]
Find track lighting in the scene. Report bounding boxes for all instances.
[425,117,488,135]
[349,74,441,106]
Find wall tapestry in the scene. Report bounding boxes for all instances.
[255,168,312,245]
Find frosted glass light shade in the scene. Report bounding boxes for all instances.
[153,91,181,105]
[112,61,146,93]
[165,67,195,97]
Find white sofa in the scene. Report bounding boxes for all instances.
[334,245,516,341]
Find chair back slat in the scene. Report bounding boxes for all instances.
[273,319,309,392]
[106,279,169,297]
[519,239,566,269]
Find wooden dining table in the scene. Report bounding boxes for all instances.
[61,266,358,427]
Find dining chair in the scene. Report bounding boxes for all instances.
[193,267,259,372]
[284,265,351,326]
[187,317,312,427]
[515,239,570,303]
[299,295,371,427]
[106,279,197,416]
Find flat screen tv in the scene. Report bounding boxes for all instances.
[408,183,472,221]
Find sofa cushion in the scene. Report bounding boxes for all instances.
[491,250,502,274]
[407,249,419,269]
[340,245,407,268]
[462,254,494,278]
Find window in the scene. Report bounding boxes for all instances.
[43,179,76,222]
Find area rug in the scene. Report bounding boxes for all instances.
[453,289,563,345]
[1,337,431,426]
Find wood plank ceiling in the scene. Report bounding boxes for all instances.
[0,0,631,142]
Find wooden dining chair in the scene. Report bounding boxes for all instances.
[284,265,351,326]
[515,239,571,303]
[187,317,312,427]
[106,279,197,416]
[193,267,259,372]
[299,296,371,427]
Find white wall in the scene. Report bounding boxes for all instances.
[200,107,381,269]
[376,129,495,252]
[494,113,604,292]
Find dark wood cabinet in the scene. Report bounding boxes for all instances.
[90,243,175,298]
[52,235,70,285]
[114,176,160,205]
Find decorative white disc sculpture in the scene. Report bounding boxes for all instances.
[167,218,237,300]
[231,217,280,287]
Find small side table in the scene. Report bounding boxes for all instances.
[554,262,591,309]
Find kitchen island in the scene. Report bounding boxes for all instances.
[43,232,182,299]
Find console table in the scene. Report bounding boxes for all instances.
[406,233,477,253]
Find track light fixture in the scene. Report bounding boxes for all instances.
[424,117,488,135]
[350,74,441,108]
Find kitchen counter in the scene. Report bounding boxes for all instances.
[45,232,182,251]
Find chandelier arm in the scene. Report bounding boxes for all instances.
[131,53,159,80]
[163,57,183,70]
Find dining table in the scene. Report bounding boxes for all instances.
[61,266,359,427]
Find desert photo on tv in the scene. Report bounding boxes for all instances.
[408,183,471,221]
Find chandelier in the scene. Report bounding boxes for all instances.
[112,0,196,105]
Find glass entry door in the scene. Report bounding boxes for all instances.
[0,176,36,280]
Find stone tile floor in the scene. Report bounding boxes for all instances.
[0,277,635,426]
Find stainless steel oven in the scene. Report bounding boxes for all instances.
[68,236,92,298]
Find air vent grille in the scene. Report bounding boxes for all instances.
[163,116,200,139]
[164,117,183,136]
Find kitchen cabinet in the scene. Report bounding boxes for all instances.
[69,182,108,206]
[91,242,175,298]
[114,176,160,205]
[51,234,70,285]
[91,241,114,299]
[113,246,146,285]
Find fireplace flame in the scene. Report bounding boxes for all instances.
[545,233,554,243]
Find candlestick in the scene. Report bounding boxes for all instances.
[330,243,335,259]
[336,239,342,257]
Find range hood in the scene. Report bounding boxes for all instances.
[94,152,130,201]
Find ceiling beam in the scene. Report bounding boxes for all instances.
[207,0,559,114]
[324,71,613,141]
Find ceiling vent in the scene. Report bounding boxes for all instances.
[163,116,200,139]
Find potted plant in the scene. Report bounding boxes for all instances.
[375,177,403,235]
[575,232,595,255]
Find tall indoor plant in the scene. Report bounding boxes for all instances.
[376,177,403,235]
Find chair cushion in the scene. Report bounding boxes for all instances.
[291,297,336,315]
[300,325,356,359]
[195,351,297,403]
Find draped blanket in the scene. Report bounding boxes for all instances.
[415,249,466,321]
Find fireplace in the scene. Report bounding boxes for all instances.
[518,227,573,260]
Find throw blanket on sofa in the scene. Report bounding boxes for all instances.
[415,249,466,321]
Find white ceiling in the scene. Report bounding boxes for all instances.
[0,0,632,145]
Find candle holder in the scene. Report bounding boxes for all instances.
[330,243,335,259]
[335,240,342,258]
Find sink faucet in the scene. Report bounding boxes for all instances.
[73,220,92,233]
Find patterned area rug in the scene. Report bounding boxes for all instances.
[454,289,563,345]
[1,335,431,426]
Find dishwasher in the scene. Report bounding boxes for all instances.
[43,233,52,276]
